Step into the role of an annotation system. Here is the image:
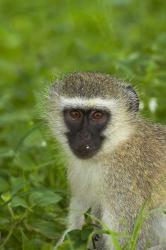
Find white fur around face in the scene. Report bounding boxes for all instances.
[67,159,104,206]
[59,96,117,110]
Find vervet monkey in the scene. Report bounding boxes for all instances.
[46,72,166,249]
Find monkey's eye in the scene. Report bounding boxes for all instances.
[91,111,104,121]
[69,110,82,120]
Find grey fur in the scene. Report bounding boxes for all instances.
[52,72,139,113]
[46,72,166,250]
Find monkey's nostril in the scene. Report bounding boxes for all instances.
[78,132,91,140]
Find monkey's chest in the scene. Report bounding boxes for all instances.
[68,163,104,207]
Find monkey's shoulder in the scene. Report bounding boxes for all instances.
[129,119,166,155]
[136,118,166,140]
[109,119,166,179]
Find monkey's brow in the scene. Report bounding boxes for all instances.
[59,97,117,110]
[63,107,110,112]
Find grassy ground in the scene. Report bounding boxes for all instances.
[0,0,166,249]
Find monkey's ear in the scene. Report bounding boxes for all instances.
[124,85,139,112]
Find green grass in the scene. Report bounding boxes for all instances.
[0,0,166,249]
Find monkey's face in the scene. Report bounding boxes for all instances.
[63,108,110,159]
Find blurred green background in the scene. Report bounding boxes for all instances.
[0,0,166,249]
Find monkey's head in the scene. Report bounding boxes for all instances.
[47,72,139,160]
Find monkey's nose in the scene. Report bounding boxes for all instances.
[78,132,91,140]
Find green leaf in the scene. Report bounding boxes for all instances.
[11,177,26,194]
[81,224,94,241]
[30,219,57,239]
[67,230,87,249]
[0,149,15,159]
[29,189,62,207]
[0,216,10,230]
[11,196,29,209]
[1,192,12,202]
[67,229,81,243]
[21,230,37,250]
[0,177,9,193]
[41,242,54,250]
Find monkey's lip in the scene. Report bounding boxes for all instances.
[72,144,97,159]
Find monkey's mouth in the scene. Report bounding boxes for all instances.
[71,144,98,159]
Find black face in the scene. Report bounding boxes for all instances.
[63,108,110,159]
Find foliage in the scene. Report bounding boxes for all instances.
[0,0,165,249]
